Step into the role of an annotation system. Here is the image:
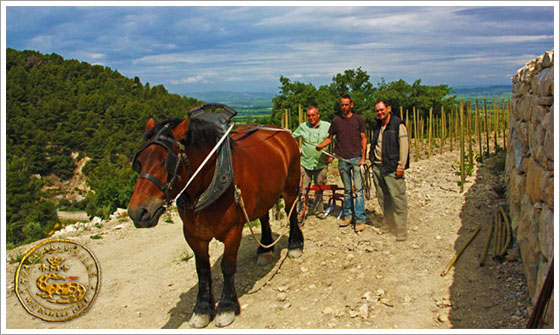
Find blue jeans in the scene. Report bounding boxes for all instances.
[338,157,365,223]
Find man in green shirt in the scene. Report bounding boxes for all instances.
[292,106,332,219]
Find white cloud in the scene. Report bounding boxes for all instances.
[170,76,207,84]
[27,34,55,50]
[74,51,105,61]
[463,34,553,44]
[475,74,497,79]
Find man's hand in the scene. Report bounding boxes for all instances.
[395,167,405,179]
[327,156,334,163]
[316,135,333,151]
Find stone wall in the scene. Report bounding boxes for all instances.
[507,50,554,318]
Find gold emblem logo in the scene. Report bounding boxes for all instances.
[14,239,100,322]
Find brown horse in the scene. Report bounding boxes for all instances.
[128,112,303,328]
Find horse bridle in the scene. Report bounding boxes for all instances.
[132,124,191,207]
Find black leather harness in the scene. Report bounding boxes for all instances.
[176,110,235,212]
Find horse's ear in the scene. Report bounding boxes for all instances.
[145,117,157,132]
[172,118,190,141]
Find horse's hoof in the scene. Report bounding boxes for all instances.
[288,248,303,259]
[215,310,235,327]
[189,313,210,328]
[257,252,274,266]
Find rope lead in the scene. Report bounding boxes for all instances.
[234,185,298,249]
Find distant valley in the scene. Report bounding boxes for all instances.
[187,85,513,120]
[188,91,274,122]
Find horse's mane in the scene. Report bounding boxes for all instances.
[144,118,219,148]
[185,117,220,148]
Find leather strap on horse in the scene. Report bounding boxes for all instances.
[234,185,298,249]
[173,123,235,204]
[232,125,292,134]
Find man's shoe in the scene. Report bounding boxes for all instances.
[316,212,327,220]
[379,225,392,233]
[339,218,352,227]
[355,221,365,232]
[396,229,408,241]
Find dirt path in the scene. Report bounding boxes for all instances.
[5,148,531,330]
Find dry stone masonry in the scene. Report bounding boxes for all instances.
[507,50,554,311]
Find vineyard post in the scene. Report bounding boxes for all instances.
[406,109,411,152]
[434,116,437,152]
[484,99,489,157]
[414,106,418,162]
[450,107,454,152]
[400,106,403,120]
[460,99,465,193]
[419,116,424,156]
[455,105,459,150]
[476,100,482,162]
[467,101,474,170]
[493,100,498,153]
[440,106,445,155]
[428,107,433,159]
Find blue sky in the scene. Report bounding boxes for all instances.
[3,2,557,95]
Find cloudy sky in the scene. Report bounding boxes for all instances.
[3,2,557,95]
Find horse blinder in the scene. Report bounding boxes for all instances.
[132,143,180,176]
[165,152,179,176]
[132,152,141,173]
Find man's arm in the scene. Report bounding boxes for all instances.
[315,134,333,151]
[292,124,304,139]
[396,123,409,178]
[359,132,367,165]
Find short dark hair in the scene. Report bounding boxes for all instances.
[341,94,352,102]
[376,100,388,108]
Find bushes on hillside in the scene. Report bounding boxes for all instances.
[6,48,203,247]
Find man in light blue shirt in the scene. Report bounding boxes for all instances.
[292,106,332,219]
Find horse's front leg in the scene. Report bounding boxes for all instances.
[185,236,215,328]
[215,225,242,327]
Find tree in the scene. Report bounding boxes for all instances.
[272,68,458,129]
[6,156,57,247]
[271,76,318,128]
[6,48,204,246]
[85,154,137,219]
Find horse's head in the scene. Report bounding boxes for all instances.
[128,117,191,228]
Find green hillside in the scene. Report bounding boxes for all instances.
[453,85,512,100]
[6,48,203,247]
